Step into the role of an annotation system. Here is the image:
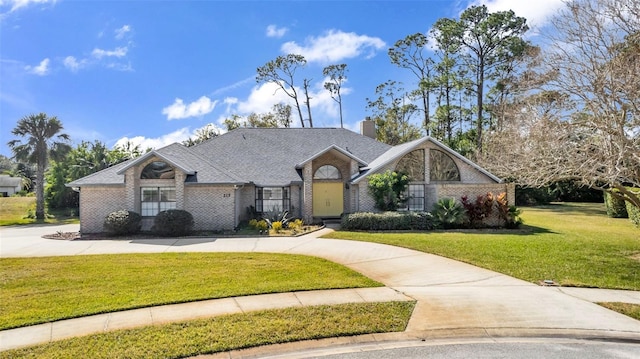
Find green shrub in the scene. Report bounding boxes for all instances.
[152,209,194,237]
[263,209,291,228]
[367,170,410,211]
[548,180,603,202]
[515,185,553,206]
[626,201,640,228]
[103,210,142,236]
[432,198,466,229]
[271,221,283,233]
[341,211,435,231]
[604,191,628,218]
[248,218,269,231]
[287,219,304,231]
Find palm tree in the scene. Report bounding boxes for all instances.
[7,113,71,220]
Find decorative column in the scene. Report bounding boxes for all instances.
[303,163,313,223]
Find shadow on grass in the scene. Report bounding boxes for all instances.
[425,224,555,236]
[527,202,607,217]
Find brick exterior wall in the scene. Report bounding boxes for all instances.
[78,142,513,232]
[79,186,126,233]
[302,150,359,222]
[354,143,511,213]
[435,183,513,204]
[184,185,235,231]
[237,185,256,222]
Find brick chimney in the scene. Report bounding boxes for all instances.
[360,117,376,139]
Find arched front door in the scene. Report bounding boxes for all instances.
[312,165,343,217]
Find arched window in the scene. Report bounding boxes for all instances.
[396,149,425,181]
[141,161,175,179]
[430,150,460,181]
[313,165,341,180]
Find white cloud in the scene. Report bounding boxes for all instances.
[114,25,131,40]
[162,96,218,120]
[281,30,386,64]
[113,123,224,150]
[1,0,55,13]
[63,56,86,72]
[114,128,193,151]
[471,0,565,29]
[234,82,291,115]
[92,46,128,59]
[220,80,349,127]
[266,24,288,38]
[24,58,49,75]
[106,61,133,72]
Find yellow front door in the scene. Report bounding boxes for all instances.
[313,182,344,217]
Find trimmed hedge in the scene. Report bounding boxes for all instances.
[604,191,628,218]
[152,209,194,237]
[341,211,436,231]
[103,210,142,236]
[626,201,640,228]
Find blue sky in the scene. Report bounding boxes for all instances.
[1,0,565,157]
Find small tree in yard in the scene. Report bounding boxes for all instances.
[367,170,410,211]
[7,113,71,220]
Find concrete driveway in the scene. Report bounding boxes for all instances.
[1,224,639,351]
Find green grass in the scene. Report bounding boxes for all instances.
[1,302,415,359]
[0,197,35,225]
[0,253,381,330]
[324,203,640,290]
[0,197,78,226]
[599,302,640,320]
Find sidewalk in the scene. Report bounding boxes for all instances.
[0,288,412,351]
[1,224,639,352]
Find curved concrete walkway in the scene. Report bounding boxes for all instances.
[1,224,640,352]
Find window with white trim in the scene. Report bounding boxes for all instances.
[255,187,290,213]
[313,165,341,180]
[141,161,175,179]
[141,187,176,216]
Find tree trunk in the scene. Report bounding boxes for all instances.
[303,80,313,127]
[476,62,485,152]
[36,154,46,220]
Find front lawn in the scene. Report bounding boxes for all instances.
[0,253,381,330]
[599,302,640,320]
[0,197,78,226]
[325,203,640,290]
[2,302,415,359]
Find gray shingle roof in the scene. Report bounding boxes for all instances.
[68,128,391,187]
[68,143,246,187]
[67,161,128,187]
[191,128,391,186]
[351,136,501,184]
[0,175,23,187]
[67,128,500,188]
[117,143,245,184]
